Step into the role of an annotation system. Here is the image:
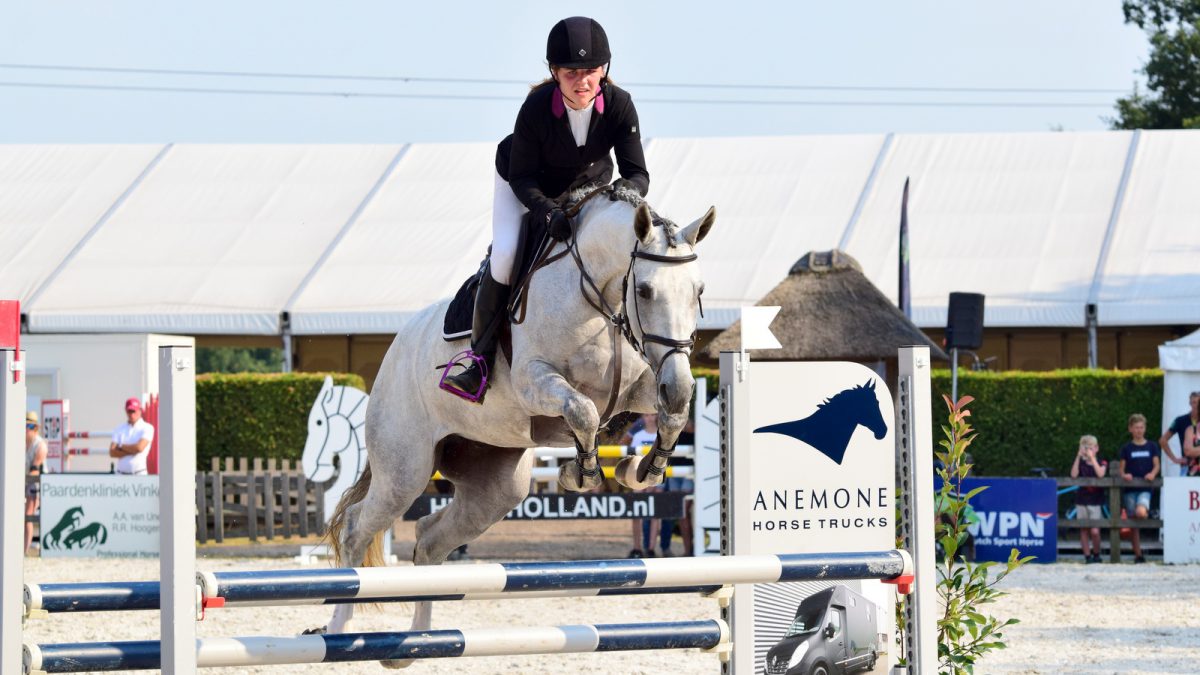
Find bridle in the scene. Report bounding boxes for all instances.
[562,187,702,423]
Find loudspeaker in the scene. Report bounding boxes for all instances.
[946,292,985,350]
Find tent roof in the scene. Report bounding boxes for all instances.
[1160,328,1200,372]
[2,130,1197,336]
[704,250,947,361]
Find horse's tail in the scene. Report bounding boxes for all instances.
[98,524,107,544]
[325,463,384,568]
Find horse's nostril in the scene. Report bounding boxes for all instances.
[659,383,668,401]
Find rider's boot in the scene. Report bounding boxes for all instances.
[441,270,510,403]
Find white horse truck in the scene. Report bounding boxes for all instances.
[765,584,880,675]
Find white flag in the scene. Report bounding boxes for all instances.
[741,306,782,351]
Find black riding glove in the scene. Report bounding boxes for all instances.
[610,177,639,199]
[546,208,572,241]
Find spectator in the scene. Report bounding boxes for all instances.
[1119,413,1159,564]
[109,397,155,475]
[658,417,695,558]
[1158,391,1198,476]
[24,411,47,555]
[622,413,659,558]
[1183,414,1200,477]
[1070,434,1107,564]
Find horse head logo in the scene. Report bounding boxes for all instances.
[753,379,888,465]
[301,377,370,522]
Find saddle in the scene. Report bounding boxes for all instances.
[441,210,553,344]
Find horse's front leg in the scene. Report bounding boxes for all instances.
[513,359,604,492]
[615,355,695,489]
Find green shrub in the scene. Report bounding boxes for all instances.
[196,372,365,469]
[930,369,1163,477]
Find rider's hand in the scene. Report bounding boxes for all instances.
[546,208,571,241]
[610,177,639,199]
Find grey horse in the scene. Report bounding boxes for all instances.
[322,185,715,662]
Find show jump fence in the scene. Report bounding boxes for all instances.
[1,337,936,674]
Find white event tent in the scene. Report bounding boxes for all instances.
[2,130,1198,340]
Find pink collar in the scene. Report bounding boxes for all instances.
[552,90,604,118]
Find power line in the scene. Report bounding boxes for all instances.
[0,62,1130,95]
[0,80,1116,108]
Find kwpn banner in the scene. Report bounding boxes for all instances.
[956,477,1057,563]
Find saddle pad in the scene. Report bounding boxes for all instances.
[442,211,550,342]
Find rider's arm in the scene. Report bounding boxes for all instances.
[507,94,559,214]
[607,91,649,195]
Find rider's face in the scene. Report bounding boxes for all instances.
[555,66,605,110]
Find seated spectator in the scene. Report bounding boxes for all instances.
[1070,434,1106,563]
[1119,413,1159,564]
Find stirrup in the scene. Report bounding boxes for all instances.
[438,350,489,403]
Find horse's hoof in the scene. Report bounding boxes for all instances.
[557,462,603,492]
[614,457,663,490]
[381,659,415,669]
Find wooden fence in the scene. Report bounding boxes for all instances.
[197,457,326,544]
[1057,476,1162,562]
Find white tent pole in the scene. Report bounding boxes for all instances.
[159,346,196,674]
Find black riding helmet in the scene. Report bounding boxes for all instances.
[546,16,611,70]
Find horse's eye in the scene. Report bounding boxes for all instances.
[637,283,652,299]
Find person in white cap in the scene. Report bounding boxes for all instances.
[25,411,47,554]
[109,397,155,475]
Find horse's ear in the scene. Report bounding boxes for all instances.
[865,379,875,390]
[634,203,653,244]
[681,206,716,247]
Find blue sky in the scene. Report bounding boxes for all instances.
[2,1,1149,143]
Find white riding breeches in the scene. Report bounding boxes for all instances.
[489,170,527,285]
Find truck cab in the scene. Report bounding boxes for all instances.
[765,585,880,675]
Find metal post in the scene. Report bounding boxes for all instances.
[159,346,196,675]
[1086,304,1098,369]
[897,347,936,674]
[950,346,959,402]
[1,348,26,675]
[718,350,750,675]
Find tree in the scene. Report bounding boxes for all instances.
[1111,0,1200,129]
[196,347,283,374]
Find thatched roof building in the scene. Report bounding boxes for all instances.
[705,250,947,363]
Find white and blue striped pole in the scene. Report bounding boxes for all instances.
[24,620,729,673]
[24,550,911,615]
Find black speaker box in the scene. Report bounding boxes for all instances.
[946,292,985,350]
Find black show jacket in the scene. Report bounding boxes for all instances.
[495,81,649,212]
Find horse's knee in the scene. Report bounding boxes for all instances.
[561,395,599,434]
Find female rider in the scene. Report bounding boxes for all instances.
[442,16,650,401]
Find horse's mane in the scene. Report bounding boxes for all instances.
[815,382,872,410]
[566,181,682,244]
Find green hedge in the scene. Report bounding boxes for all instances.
[930,369,1163,477]
[196,372,365,469]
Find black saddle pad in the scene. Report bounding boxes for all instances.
[442,211,550,342]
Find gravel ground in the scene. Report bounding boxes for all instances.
[20,520,1200,674]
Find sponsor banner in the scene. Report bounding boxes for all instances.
[39,474,160,558]
[729,360,897,674]
[957,477,1057,563]
[403,491,687,521]
[1162,477,1200,563]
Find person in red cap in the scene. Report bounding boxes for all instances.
[109,397,155,475]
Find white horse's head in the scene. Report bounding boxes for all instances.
[301,376,369,483]
[577,189,716,417]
